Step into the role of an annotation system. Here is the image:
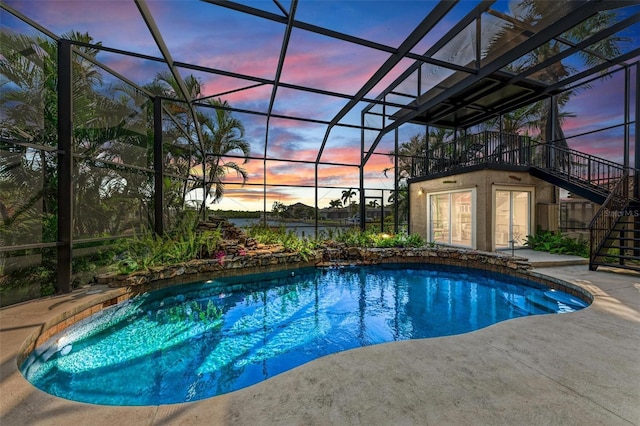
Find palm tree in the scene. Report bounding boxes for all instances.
[146,73,250,220]
[387,183,409,227]
[486,1,626,148]
[341,188,357,213]
[329,199,342,209]
[0,30,114,241]
[193,98,250,219]
[387,127,453,178]
[145,71,203,210]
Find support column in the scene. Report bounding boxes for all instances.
[635,63,639,199]
[153,97,164,236]
[394,128,400,234]
[634,63,640,258]
[56,40,73,293]
[359,112,366,231]
[624,66,630,169]
[314,165,319,239]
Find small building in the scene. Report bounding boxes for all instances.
[410,168,556,252]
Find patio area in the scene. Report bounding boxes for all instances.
[1,253,638,425]
[2,1,639,423]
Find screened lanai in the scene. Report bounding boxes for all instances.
[1,0,639,300]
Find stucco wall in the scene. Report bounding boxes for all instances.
[409,169,556,251]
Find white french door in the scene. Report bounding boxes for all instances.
[428,189,474,247]
[494,189,530,249]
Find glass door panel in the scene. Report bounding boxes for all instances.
[495,190,510,248]
[495,189,530,249]
[430,193,449,243]
[512,191,530,245]
[451,192,472,246]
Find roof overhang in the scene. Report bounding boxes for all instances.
[405,70,553,129]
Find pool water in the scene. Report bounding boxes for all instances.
[21,264,588,406]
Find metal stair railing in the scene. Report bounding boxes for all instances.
[528,141,629,197]
[587,172,630,270]
[408,131,635,202]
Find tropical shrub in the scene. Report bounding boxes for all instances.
[526,230,588,258]
[246,224,320,261]
[335,228,424,248]
[115,223,222,274]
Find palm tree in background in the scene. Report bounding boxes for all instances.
[0,30,124,241]
[387,183,409,226]
[145,71,203,212]
[386,127,453,179]
[341,188,357,216]
[329,199,342,209]
[194,99,250,220]
[486,0,627,148]
[146,73,250,220]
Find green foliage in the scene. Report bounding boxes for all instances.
[335,228,424,248]
[0,247,57,307]
[208,210,262,219]
[526,230,588,258]
[246,223,285,244]
[334,228,377,247]
[246,224,319,261]
[115,221,222,274]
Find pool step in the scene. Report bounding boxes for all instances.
[502,293,553,316]
[524,291,559,313]
[503,290,588,315]
[543,290,589,309]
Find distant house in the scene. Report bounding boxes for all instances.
[320,206,384,223]
[320,207,350,221]
[287,202,316,220]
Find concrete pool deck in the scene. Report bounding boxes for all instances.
[1,251,638,425]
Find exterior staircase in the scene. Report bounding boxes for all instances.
[410,131,640,272]
[587,173,640,272]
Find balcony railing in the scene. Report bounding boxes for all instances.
[406,131,633,199]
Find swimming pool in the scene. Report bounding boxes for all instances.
[20,264,589,406]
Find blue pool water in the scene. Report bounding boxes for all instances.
[21,264,588,406]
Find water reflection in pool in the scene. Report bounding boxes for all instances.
[21,264,588,406]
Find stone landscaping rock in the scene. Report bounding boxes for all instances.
[98,219,532,288]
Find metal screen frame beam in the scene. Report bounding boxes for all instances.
[153,97,164,236]
[263,0,298,220]
[362,0,603,166]
[205,0,475,73]
[362,0,493,120]
[56,39,73,294]
[135,0,205,152]
[317,0,459,165]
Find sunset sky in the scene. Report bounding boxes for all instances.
[2,0,639,211]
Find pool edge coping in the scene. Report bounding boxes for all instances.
[15,252,594,370]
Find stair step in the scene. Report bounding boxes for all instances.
[543,290,589,309]
[605,245,640,251]
[592,262,640,272]
[595,253,640,261]
[501,292,550,315]
[524,291,576,313]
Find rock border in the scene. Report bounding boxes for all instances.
[96,244,534,289]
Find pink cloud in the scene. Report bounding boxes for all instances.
[280,30,390,95]
[563,70,627,137]
[7,1,160,56]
